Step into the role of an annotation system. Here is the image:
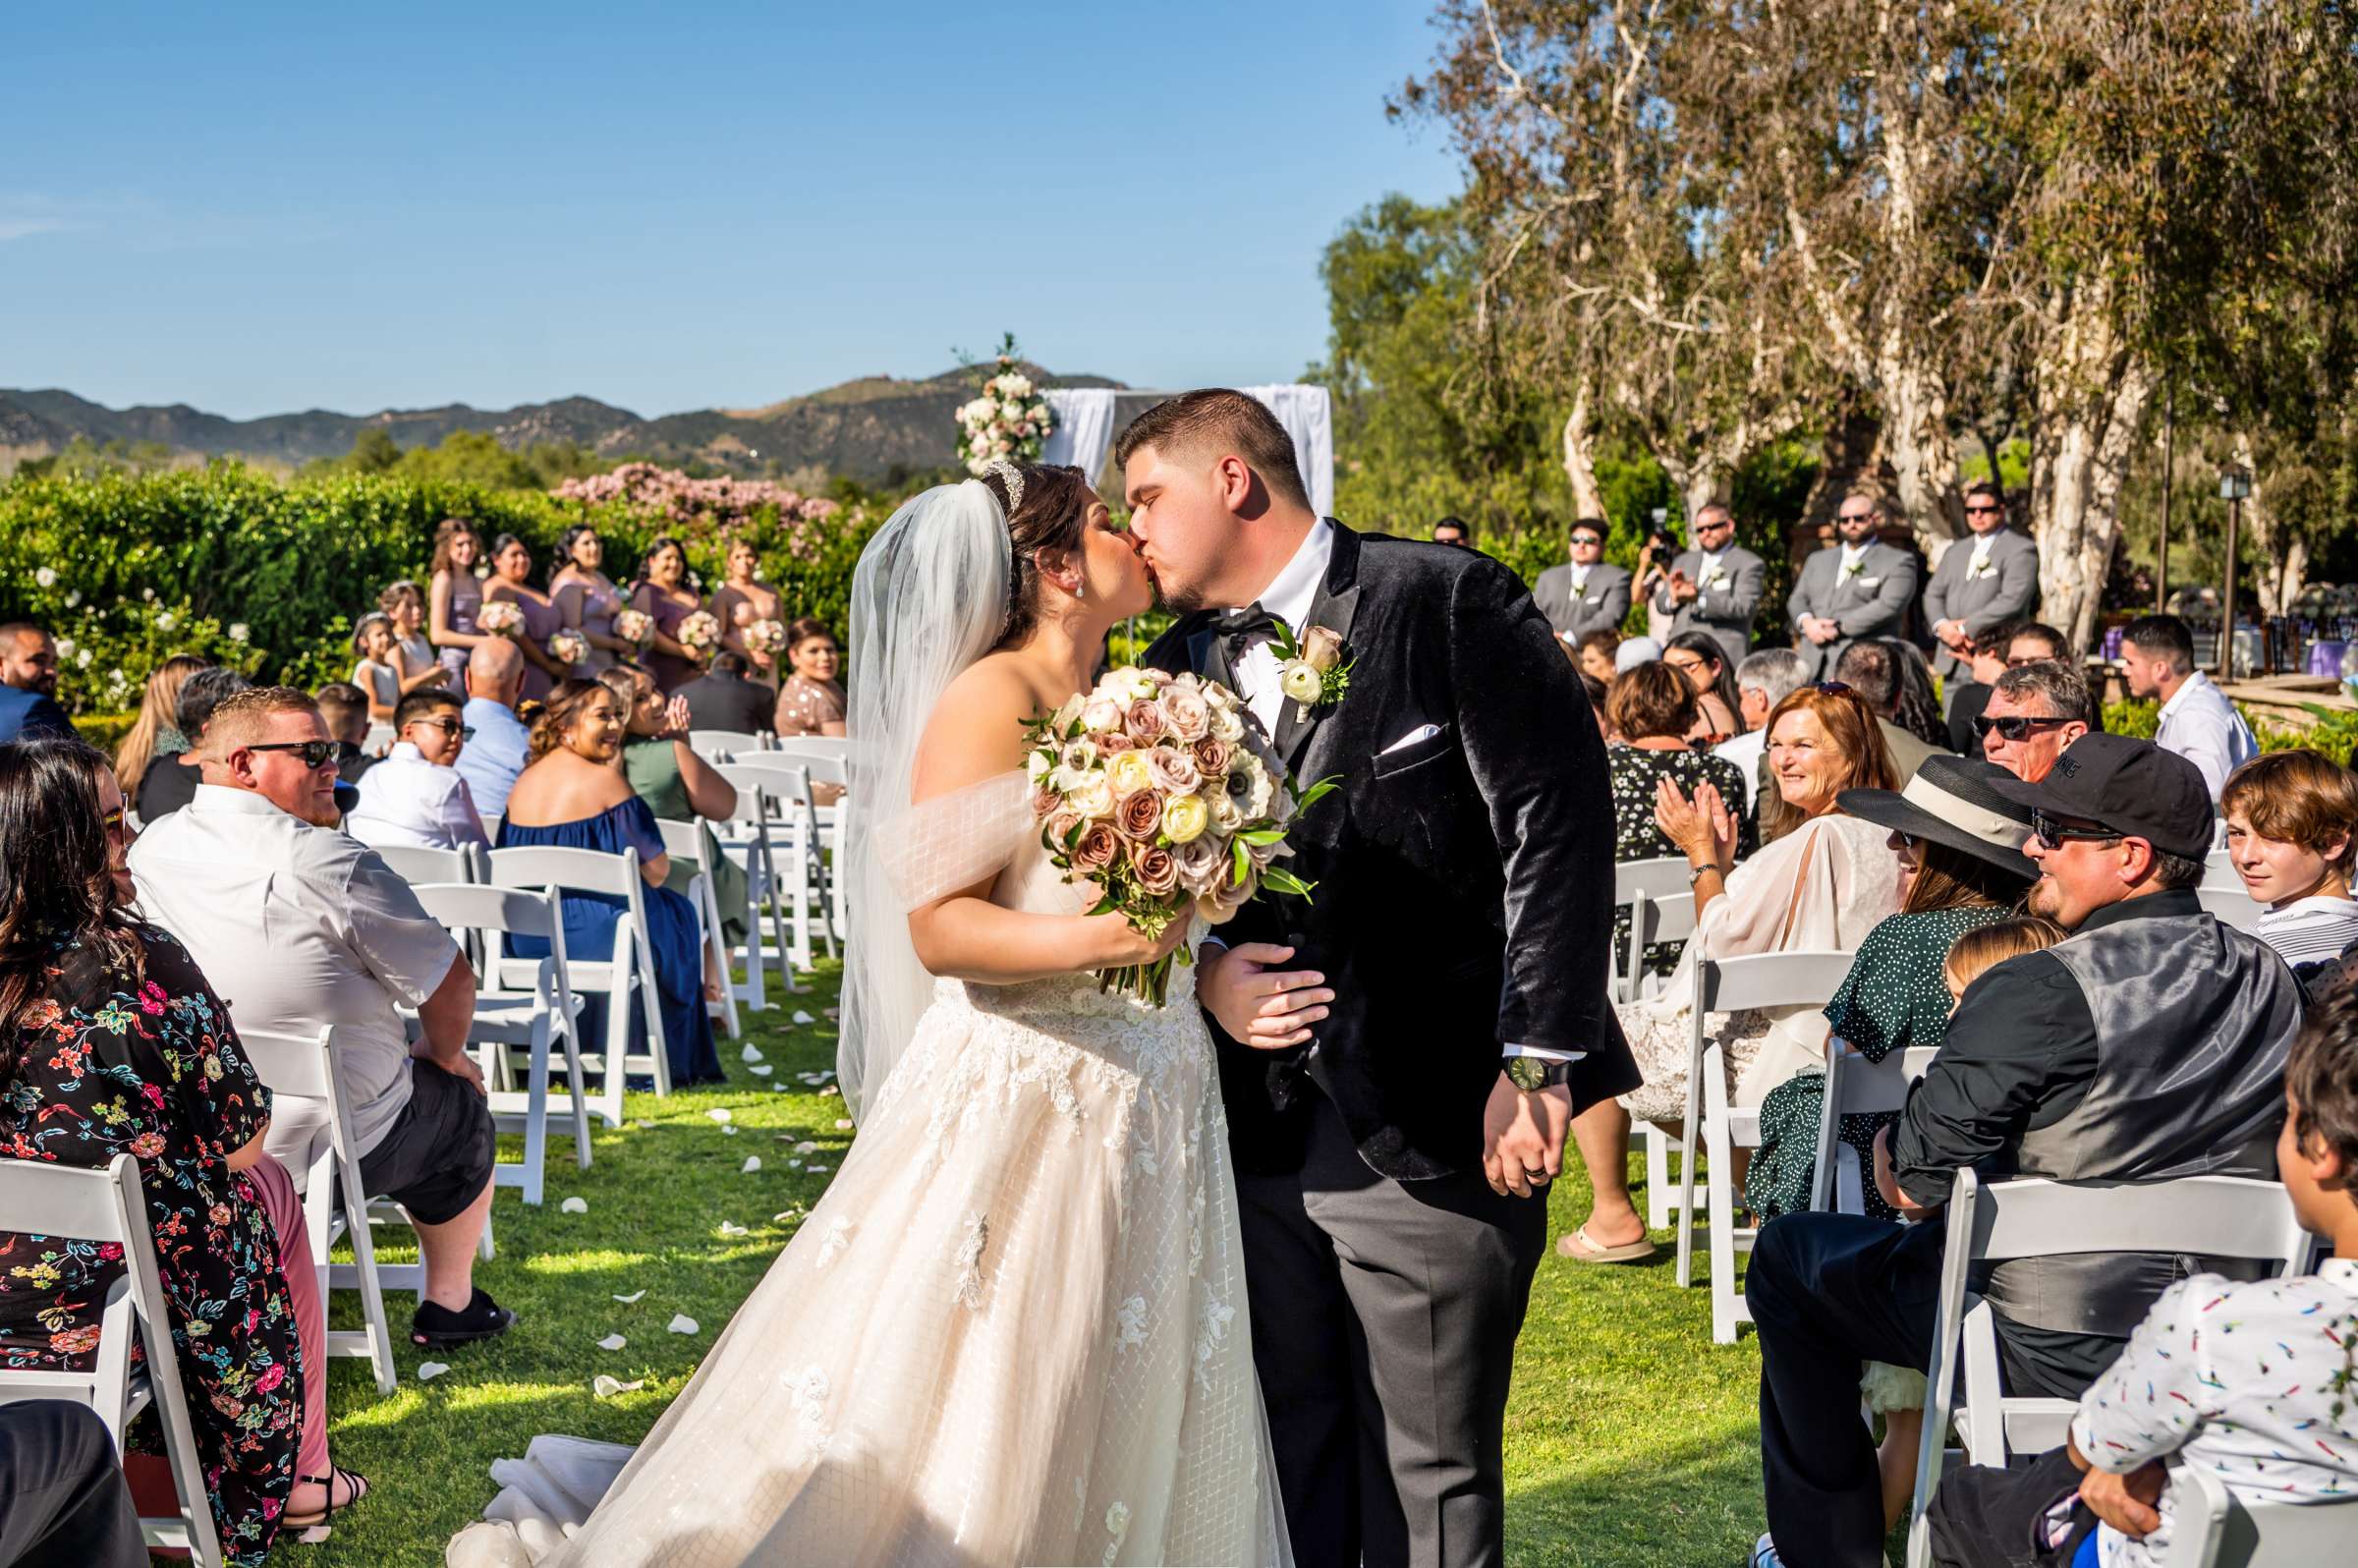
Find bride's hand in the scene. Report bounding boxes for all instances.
[1090,911,1192,970]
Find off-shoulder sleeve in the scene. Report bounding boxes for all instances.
[876,771,1032,911]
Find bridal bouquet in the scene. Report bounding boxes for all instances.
[547,630,589,667]
[744,618,787,658]
[677,611,722,654]
[477,601,524,638]
[1024,666,1333,1006]
[614,608,655,648]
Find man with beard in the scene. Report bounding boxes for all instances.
[0,622,72,743]
[1743,734,2301,1568]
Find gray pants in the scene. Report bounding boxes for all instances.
[1235,1095,1546,1568]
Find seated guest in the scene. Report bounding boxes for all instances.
[1612,634,1664,673]
[500,680,722,1088]
[129,688,512,1353]
[1603,661,1756,984]
[134,665,250,823]
[351,611,403,722]
[1714,647,1810,805]
[0,738,365,1558]
[1925,973,2358,1568]
[1664,631,1743,744]
[677,650,776,736]
[1431,515,1474,548]
[607,664,748,964]
[1746,734,2303,1568]
[1944,623,2017,754]
[0,623,71,744]
[2220,749,2358,974]
[1578,669,1610,741]
[2121,612,2257,801]
[1978,659,2095,783]
[2006,620,2070,667]
[455,638,531,824]
[113,651,209,809]
[1576,627,1622,688]
[312,679,378,786]
[348,688,490,851]
[1561,684,1903,1263]
[0,1401,146,1568]
[772,617,848,741]
[1832,639,1946,780]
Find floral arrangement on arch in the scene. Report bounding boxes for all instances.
[956,335,1055,477]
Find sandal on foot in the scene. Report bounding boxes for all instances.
[1555,1224,1656,1263]
[283,1465,369,1531]
[411,1286,516,1348]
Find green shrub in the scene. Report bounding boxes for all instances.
[2104,698,2161,739]
[70,711,139,754]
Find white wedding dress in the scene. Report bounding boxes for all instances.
[449,772,1291,1568]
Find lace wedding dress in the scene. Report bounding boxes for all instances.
[448,772,1291,1568]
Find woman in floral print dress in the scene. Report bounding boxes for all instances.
[0,738,361,1562]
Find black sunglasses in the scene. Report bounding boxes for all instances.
[411,718,477,740]
[1815,681,1853,696]
[245,740,343,770]
[1570,533,1603,546]
[1972,713,2072,743]
[1964,503,2002,515]
[2030,809,2124,853]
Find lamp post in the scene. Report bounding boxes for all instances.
[2218,463,2252,679]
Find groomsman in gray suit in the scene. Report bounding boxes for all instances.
[1534,519,1632,645]
[1651,503,1765,668]
[1923,480,2040,685]
[1787,492,1920,680]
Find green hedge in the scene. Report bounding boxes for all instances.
[0,464,885,712]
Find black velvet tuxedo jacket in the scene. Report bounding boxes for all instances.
[1145,523,1639,1181]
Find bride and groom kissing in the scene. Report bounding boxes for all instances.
[451,389,1636,1568]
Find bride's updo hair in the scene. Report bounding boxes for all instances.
[977,462,1093,646]
[528,677,615,760]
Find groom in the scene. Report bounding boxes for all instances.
[1127,391,1637,1568]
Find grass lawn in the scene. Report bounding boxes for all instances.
[272,968,1769,1567]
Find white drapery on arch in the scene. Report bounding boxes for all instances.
[1041,384,1335,519]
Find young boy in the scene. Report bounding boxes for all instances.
[2220,750,2358,977]
[1927,975,2358,1566]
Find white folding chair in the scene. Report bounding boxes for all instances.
[407,882,594,1204]
[1612,857,1694,1005]
[229,1025,401,1396]
[1906,1172,2319,1568]
[718,758,829,967]
[1631,890,1702,1229]
[689,728,769,762]
[366,841,489,887]
[2202,849,2244,890]
[487,845,669,1125]
[363,721,395,756]
[2167,1463,2358,1568]
[2197,884,2266,933]
[710,774,803,1002]
[655,817,743,1040]
[765,741,850,939]
[0,1154,225,1566]
[1674,950,1856,1344]
[1810,1042,1942,1213]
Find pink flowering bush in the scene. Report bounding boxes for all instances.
[550,463,840,561]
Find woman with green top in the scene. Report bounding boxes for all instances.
[598,665,750,967]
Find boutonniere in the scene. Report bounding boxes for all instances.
[1842,557,1866,580]
[1968,558,1995,580]
[1272,623,1353,723]
[1708,570,1730,588]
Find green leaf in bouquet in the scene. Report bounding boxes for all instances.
[1291,775,1342,812]
[1088,893,1119,917]
[1063,819,1087,851]
[1231,839,1253,886]
[1262,867,1318,899]
[1235,828,1287,846]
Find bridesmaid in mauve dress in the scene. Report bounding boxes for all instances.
[549,525,630,675]
[708,537,784,684]
[429,518,491,687]
[483,533,576,703]
[629,535,705,694]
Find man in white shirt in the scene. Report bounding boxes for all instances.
[455,639,531,823]
[1713,646,1808,783]
[2120,613,2257,801]
[130,686,514,1349]
[348,687,490,851]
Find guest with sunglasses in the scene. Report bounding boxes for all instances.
[1746,733,2302,1568]
[1942,624,2016,754]
[1536,518,1633,646]
[2004,620,2070,667]
[1977,659,2096,782]
[1653,502,1766,669]
[128,687,514,1354]
[1924,481,2039,686]
[347,688,490,852]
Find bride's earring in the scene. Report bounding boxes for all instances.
[1074,578,1086,603]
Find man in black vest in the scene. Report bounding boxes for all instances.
[1744,734,2301,1568]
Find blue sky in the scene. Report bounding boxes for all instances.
[4,2,1464,420]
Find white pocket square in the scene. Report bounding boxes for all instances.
[1381,724,1441,756]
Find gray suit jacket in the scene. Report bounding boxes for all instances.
[1922,529,2040,677]
[1651,547,1764,668]
[1535,561,1632,644]
[1787,540,1919,679]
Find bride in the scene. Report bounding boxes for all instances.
[449,462,1291,1567]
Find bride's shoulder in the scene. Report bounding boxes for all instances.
[911,653,1038,802]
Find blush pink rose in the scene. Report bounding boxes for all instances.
[1146,748,1202,796]
[1129,841,1180,898]
[1116,788,1164,841]
[1160,686,1211,741]
[1072,823,1122,874]
[1124,700,1168,743]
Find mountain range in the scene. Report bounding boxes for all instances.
[0,364,1127,482]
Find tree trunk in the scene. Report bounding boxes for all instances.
[2027,290,2153,649]
[1878,333,1967,563]
[1560,381,1608,523]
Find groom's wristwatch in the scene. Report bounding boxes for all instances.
[1503,1056,1573,1092]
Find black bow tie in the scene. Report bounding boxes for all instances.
[1214,603,1282,648]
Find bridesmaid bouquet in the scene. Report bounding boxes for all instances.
[614,608,655,647]
[744,618,787,658]
[1023,665,1334,1006]
[547,631,590,667]
[477,601,525,639]
[678,611,723,655]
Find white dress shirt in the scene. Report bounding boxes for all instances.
[129,785,463,1169]
[1230,520,1334,735]
[348,741,489,851]
[1713,727,1768,783]
[2154,670,2259,801]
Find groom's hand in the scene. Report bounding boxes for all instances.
[1483,1076,1570,1199]
[1198,943,1331,1051]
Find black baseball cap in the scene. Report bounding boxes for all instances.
[1989,732,2215,860]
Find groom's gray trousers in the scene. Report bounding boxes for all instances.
[1234,1091,1546,1568]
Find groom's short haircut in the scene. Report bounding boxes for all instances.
[1114,389,1309,510]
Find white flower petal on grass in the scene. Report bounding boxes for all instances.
[792,1010,815,1024]
[793,1141,817,1155]
[750,1065,772,1077]
[669,1314,701,1334]
[417,1362,451,1381]
[742,1156,762,1174]
[718,1221,750,1237]
[834,1118,853,1131]
[772,1209,803,1224]
[592,1374,646,1399]
[706,1108,732,1124]
[789,1160,803,1169]
[741,1044,763,1063]
[612,1290,646,1304]
[724,1125,739,1136]
[807,1164,831,1174]
[820,1086,840,1097]
[559,1197,588,1214]
[596,1334,627,1351]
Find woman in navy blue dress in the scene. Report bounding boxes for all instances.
[497,680,720,1087]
